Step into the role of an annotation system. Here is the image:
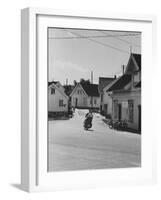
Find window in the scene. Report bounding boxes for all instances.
[78,90,82,95]
[113,100,118,119]
[51,87,55,94]
[90,98,92,105]
[128,100,134,122]
[94,99,97,105]
[133,72,140,85]
[59,99,64,107]
[101,94,103,102]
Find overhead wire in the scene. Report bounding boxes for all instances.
[62,29,129,54]
[48,29,140,77]
[100,30,141,48]
[48,33,140,40]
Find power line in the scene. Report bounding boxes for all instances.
[100,30,141,48]
[48,33,140,40]
[63,29,129,54]
[107,69,123,77]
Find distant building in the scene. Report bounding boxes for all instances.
[63,84,75,115]
[70,82,100,110]
[106,53,141,131]
[48,81,69,117]
[49,81,65,93]
[102,78,119,117]
[98,77,116,116]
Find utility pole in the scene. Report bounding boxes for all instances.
[122,65,125,75]
[91,70,93,84]
[91,71,93,109]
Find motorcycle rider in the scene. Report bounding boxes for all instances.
[84,109,93,130]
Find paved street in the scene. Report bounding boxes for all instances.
[48,109,141,172]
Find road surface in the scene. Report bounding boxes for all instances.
[48,109,141,172]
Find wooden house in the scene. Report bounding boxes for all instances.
[70,82,100,110]
[48,81,69,117]
[98,77,116,116]
[106,53,141,131]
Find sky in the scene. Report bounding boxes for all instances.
[48,28,141,85]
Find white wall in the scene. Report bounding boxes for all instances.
[87,96,100,108]
[71,85,100,108]
[48,87,68,112]
[56,82,65,92]
[112,90,141,130]
[71,84,88,107]
[1,0,161,200]
[103,91,113,115]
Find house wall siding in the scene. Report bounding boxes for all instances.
[71,84,100,108]
[112,90,141,130]
[87,96,100,108]
[48,87,68,112]
[103,92,113,115]
[71,85,88,107]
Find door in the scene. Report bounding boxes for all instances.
[104,104,108,115]
[75,98,78,107]
[138,105,141,132]
[118,104,122,121]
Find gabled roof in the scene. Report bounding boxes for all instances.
[107,74,132,91]
[81,83,99,97]
[104,77,120,92]
[98,77,115,93]
[135,81,141,88]
[48,82,69,99]
[132,54,141,70]
[70,82,100,97]
[125,53,141,74]
[48,81,58,86]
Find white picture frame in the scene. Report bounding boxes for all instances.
[21,7,157,192]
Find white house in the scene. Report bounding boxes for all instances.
[70,83,100,109]
[48,81,69,117]
[106,53,141,131]
[102,78,119,117]
[54,81,65,93]
[98,77,116,116]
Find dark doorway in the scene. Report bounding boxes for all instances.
[138,105,141,132]
[118,104,122,121]
[104,104,108,115]
[100,105,102,113]
[75,98,78,107]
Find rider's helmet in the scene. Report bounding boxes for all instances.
[89,108,92,113]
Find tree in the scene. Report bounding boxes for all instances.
[80,78,90,84]
[73,80,77,86]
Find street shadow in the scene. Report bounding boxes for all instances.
[85,129,94,132]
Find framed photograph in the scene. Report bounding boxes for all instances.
[21,8,156,192]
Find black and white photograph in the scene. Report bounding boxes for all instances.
[48,27,141,172]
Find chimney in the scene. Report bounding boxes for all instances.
[122,65,125,75]
[91,71,93,84]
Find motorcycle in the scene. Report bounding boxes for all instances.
[83,117,92,130]
[107,119,127,130]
